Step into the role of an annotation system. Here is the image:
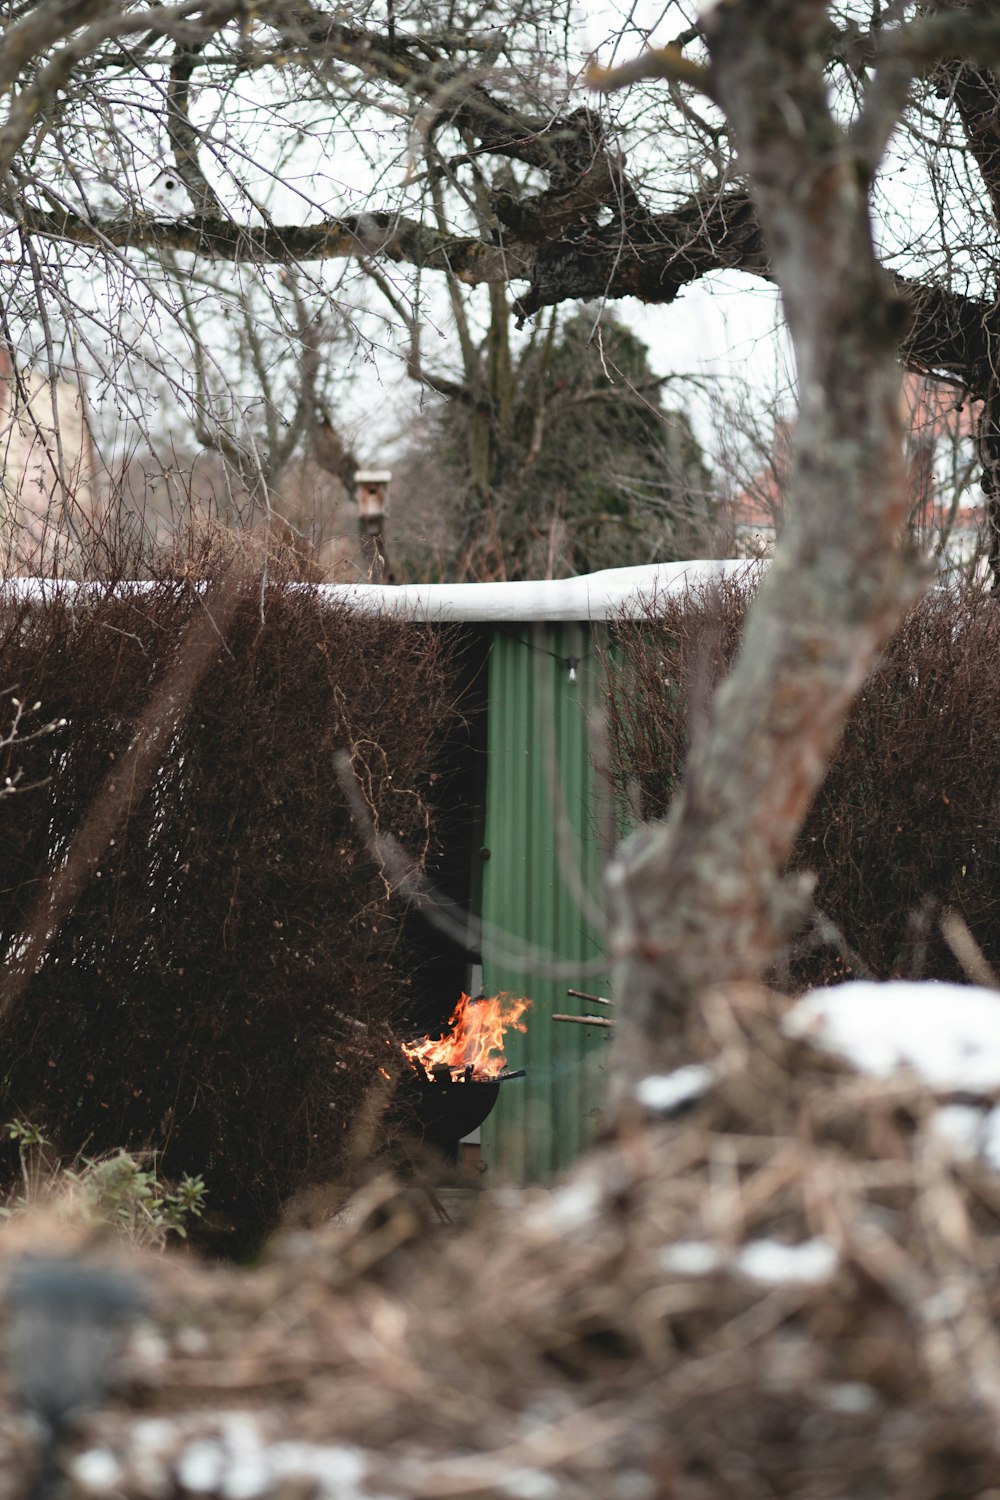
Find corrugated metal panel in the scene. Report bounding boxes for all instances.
[478,623,612,1182]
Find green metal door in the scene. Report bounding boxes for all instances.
[478,623,612,1182]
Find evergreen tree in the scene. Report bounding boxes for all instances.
[396,306,715,581]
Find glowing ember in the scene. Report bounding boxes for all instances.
[402,992,530,1081]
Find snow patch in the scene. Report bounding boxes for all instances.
[660,1241,724,1276]
[635,1065,714,1116]
[8,561,759,625]
[981,1108,1000,1171]
[613,1472,657,1500]
[499,1469,560,1499]
[660,1237,838,1285]
[176,1439,228,1492]
[72,1449,125,1493]
[736,1238,838,1286]
[818,1382,879,1416]
[269,1441,368,1491]
[217,1415,269,1499]
[784,981,1000,1092]
[929,1102,1000,1174]
[929,1104,983,1160]
[543,1180,602,1235]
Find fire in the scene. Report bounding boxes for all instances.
[402,992,530,1081]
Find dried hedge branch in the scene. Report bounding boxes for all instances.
[606,579,1000,990]
[0,574,461,1254]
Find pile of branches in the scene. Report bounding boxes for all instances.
[606,576,1000,988]
[0,570,460,1254]
[3,982,1000,1496]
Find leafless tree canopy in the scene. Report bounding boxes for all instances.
[4,1,1000,504]
[0,1,994,560]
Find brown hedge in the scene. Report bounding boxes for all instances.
[0,576,460,1254]
[606,578,1000,991]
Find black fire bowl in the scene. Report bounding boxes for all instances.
[409,1076,502,1153]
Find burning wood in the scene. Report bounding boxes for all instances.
[402,992,530,1082]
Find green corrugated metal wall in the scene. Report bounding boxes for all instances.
[478,623,612,1182]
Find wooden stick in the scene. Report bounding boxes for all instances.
[552,1013,614,1028]
[566,988,614,1006]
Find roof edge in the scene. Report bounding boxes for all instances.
[4,559,763,623]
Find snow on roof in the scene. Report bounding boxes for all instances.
[325,560,756,622]
[6,559,760,624]
[784,981,1000,1093]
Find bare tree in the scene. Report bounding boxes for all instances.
[2,0,998,519]
[7,0,1000,1085]
[0,1,996,393]
[596,1,1000,1087]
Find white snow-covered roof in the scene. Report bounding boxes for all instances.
[326,560,755,622]
[6,559,759,624]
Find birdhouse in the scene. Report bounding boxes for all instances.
[354,469,391,532]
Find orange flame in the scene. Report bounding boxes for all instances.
[402,993,530,1081]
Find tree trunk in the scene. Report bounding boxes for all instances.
[609,1,921,1088]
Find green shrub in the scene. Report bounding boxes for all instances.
[1,1118,206,1249]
